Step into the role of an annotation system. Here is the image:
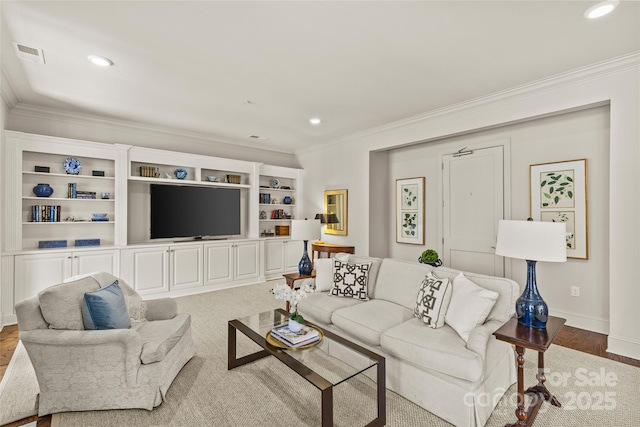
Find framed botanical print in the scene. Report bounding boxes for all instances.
[396,177,425,245]
[530,159,588,259]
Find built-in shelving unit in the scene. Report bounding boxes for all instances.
[1,131,304,324]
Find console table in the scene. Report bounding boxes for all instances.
[311,242,355,261]
[493,316,566,427]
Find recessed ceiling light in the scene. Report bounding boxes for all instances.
[88,55,113,67]
[584,0,619,19]
[309,118,322,125]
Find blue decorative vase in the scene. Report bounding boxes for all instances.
[283,196,292,205]
[515,260,548,328]
[298,240,313,276]
[33,183,54,197]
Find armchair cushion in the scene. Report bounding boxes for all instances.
[137,314,191,364]
[38,276,100,330]
[82,280,131,330]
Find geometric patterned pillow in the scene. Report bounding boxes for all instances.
[414,272,452,328]
[329,260,371,301]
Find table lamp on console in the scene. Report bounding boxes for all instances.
[495,219,567,329]
[290,219,321,276]
[314,213,339,244]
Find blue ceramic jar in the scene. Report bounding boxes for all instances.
[283,196,292,205]
[33,183,54,197]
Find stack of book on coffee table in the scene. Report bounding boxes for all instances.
[271,323,321,348]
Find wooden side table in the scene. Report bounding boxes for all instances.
[311,242,355,262]
[493,316,566,427]
[282,272,314,311]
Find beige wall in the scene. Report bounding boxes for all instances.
[386,106,610,332]
[297,56,640,359]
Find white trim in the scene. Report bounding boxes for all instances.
[607,335,640,360]
[550,309,609,335]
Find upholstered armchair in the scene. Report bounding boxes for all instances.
[15,272,195,416]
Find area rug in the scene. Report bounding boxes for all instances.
[6,280,639,426]
[0,341,39,425]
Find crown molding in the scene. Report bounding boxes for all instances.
[296,52,640,155]
[0,67,20,110]
[8,103,295,157]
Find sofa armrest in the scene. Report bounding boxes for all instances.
[466,319,504,358]
[144,297,178,321]
[20,328,142,387]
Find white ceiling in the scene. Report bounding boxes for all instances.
[1,1,639,154]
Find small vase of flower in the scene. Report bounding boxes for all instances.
[272,282,314,332]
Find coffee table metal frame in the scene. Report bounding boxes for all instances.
[228,308,386,426]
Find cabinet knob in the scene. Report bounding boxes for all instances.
[74,256,78,258]
[67,256,72,259]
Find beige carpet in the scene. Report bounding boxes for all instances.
[3,280,639,426]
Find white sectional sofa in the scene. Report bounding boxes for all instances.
[297,255,519,427]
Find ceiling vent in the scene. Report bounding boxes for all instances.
[13,43,45,64]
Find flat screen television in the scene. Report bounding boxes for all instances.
[150,184,241,239]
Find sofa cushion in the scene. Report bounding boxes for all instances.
[135,313,191,364]
[330,259,372,301]
[434,266,519,323]
[332,300,414,347]
[445,273,499,342]
[314,258,334,292]
[414,272,452,328]
[38,276,101,330]
[297,292,362,325]
[380,317,485,382]
[373,258,435,310]
[82,280,131,330]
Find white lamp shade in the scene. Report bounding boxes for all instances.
[290,219,321,241]
[495,220,567,262]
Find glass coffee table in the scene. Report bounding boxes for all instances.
[228,308,386,426]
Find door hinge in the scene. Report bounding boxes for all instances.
[442,237,444,244]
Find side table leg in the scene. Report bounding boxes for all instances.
[508,345,527,427]
[525,351,561,407]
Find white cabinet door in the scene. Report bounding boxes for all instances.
[284,240,304,271]
[73,250,119,277]
[170,244,203,290]
[234,241,259,280]
[15,252,73,302]
[264,240,285,276]
[124,246,169,295]
[204,242,233,286]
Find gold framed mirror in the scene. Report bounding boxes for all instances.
[324,189,348,235]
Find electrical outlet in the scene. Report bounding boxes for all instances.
[571,286,580,297]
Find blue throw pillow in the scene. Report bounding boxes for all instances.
[82,280,131,330]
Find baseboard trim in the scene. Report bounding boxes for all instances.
[2,313,17,326]
[607,336,640,360]
[550,309,609,334]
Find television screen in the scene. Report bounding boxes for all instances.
[150,184,241,239]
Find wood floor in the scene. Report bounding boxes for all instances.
[1,323,638,427]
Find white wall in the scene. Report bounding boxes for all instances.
[296,55,640,359]
[0,95,6,330]
[386,106,610,332]
[6,105,299,169]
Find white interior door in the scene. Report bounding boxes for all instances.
[443,146,504,276]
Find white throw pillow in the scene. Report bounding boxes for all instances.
[329,259,371,301]
[334,252,351,262]
[314,258,333,292]
[414,272,452,328]
[445,272,499,341]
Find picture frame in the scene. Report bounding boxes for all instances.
[324,189,348,235]
[530,159,588,259]
[396,177,425,245]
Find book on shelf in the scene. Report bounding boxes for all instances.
[31,205,61,222]
[271,323,320,346]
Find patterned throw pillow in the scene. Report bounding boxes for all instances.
[414,272,452,328]
[330,260,371,301]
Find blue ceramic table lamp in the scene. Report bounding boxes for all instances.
[495,219,567,329]
[290,219,321,276]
